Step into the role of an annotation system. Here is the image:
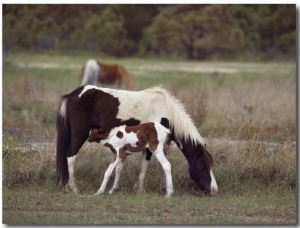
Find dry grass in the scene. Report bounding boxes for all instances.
[2,135,296,193]
[200,78,296,142]
[2,55,296,193]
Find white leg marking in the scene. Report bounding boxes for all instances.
[154,147,174,197]
[67,155,79,193]
[210,169,218,196]
[160,164,167,194]
[133,151,150,193]
[95,157,122,196]
[109,161,124,194]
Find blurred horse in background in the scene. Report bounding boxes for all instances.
[79,59,131,89]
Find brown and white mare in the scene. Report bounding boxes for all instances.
[88,122,173,197]
[79,59,131,89]
[56,85,218,196]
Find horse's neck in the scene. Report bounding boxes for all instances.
[174,137,197,159]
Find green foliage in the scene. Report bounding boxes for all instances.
[82,6,133,57]
[146,5,244,59]
[3,4,296,60]
[230,4,296,59]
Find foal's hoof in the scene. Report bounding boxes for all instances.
[94,191,104,196]
[109,187,119,194]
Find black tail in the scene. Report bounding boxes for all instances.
[56,97,71,185]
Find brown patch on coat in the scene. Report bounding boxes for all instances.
[73,87,140,134]
[116,131,123,139]
[124,122,161,153]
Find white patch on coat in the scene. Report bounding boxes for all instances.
[100,125,139,149]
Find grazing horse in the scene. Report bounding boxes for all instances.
[79,59,131,89]
[56,85,218,196]
[88,122,173,197]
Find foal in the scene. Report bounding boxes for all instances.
[88,122,174,197]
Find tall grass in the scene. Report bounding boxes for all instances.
[2,134,296,193]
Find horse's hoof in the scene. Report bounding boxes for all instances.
[65,184,80,194]
[73,188,80,194]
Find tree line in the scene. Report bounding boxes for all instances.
[3,4,296,60]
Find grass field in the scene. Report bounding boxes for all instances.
[2,52,297,225]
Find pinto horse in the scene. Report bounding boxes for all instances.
[56,85,218,196]
[79,59,131,89]
[88,122,173,197]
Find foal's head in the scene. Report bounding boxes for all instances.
[88,128,108,143]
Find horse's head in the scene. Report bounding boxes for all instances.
[181,141,218,196]
[88,128,109,143]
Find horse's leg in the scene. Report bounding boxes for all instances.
[66,132,87,193]
[109,159,124,194]
[66,155,79,193]
[95,155,122,196]
[133,149,151,193]
[154,147,174,197]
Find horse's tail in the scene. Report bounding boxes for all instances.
[56,96,71,185]
[117,64,131,90]
[153,86,206,146]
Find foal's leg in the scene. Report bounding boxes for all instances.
[133,149,151,193]
[109,159,124,194]
[160,144,170,193]
[95,156,122,196]
[154,147,174,197]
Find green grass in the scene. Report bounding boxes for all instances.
[3,184,296,224]
[2,52,297,225]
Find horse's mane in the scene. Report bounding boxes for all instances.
[146,85,206,146]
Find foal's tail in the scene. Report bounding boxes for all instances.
[56,97,70,185]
